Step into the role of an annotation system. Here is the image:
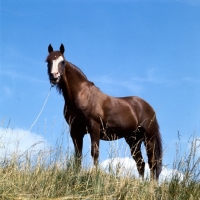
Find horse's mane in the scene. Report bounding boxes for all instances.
[68,62,87,79]
[56,61,93,94]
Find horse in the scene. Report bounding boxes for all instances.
[45,44,163,180]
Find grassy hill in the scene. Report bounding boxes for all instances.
[0,134,199,199]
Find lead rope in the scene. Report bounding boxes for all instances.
[28,85,53,132]
[0,85,53,144]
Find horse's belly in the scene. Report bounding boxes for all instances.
[99,113,138,141]
[100,127,131,141]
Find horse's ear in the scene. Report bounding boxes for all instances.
[60,44,65,54]
[48,44,53,53]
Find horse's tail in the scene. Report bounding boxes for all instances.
[154,122,163,179]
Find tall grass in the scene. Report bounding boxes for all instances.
[0,131,199,199]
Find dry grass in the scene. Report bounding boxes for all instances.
[0,131,199,200]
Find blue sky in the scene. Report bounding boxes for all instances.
[0,0,200,174]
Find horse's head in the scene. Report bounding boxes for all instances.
[46,44,66,85]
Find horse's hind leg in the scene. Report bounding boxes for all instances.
[88,121,100,167]
[125,135,145,178]
[145,137,156,180]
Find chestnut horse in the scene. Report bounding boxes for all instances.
[45,44,162,180]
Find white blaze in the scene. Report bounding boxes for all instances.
[51,56,64,78]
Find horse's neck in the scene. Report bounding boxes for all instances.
[61,65,88,106]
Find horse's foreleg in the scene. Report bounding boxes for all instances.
[72,137,83,159]
[70,126,85,167]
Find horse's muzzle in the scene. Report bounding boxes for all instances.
[50,74,61,84]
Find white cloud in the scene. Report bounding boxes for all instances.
[176,0,200,6]
[1,70,47,85]
[147,0,200,6]
[93,69,178,95]
[182,77,200,84]
[93,75,143,94]
[159,166,184,182]
[100,157,184,182]
[100,157,146,178]
[0,127,50,157]
[3,86,13,97]
[131,69,178,86]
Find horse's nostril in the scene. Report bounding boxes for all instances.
[51,72,60,78]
